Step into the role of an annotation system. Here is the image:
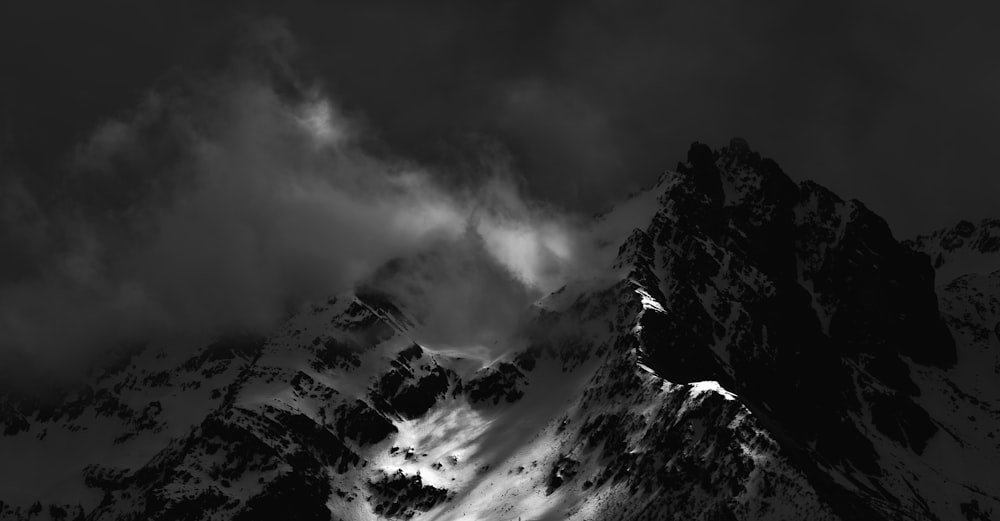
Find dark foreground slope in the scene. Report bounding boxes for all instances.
[1,140,996,521]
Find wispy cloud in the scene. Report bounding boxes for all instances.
[0,27,596,371]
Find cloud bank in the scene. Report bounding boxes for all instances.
[0,42,593,372]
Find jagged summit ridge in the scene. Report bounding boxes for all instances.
[610,140,971,520]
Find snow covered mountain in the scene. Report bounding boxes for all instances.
[1,139,997,521]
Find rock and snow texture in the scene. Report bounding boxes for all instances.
[907,219,1000,284]
[1,139,997,521]
[0,291,833,521]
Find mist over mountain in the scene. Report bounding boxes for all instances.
[0,39,595,376]
[2,6,1000,521]
[1,135,998,521]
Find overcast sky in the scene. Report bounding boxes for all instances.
[4,1,1000,235]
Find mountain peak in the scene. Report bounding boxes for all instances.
[2,139,997,521]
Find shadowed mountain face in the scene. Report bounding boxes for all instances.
[625,140,959,520]
[1,140,996,521]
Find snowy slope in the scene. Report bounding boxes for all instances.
[0,285,833,521]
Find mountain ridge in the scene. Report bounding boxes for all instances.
[1,139,997,521]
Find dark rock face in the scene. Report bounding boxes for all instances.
[368,470,450,518]
[234,473,332,521]
[960,499,995,521]
[545,455,580,494]
[311,337,363,372]
[335,399,397,446]
[388,367,450,418]
[677,141,726,209]
[565,351,818,521]
[371,344,455,419]
[804,194,956,367]
[85,404,366,520]
[629,139,957,520]
[637,307,725,385]
[0,502,85,521]
[181,334,264,374]
[465,362,526,405]
[0,401,29,436]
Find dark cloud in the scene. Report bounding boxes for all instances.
[0,36,588,371]
[2,1,1000,370]
[4,1,1000,236]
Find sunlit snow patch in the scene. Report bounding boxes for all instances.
[688,380,737,401]
[634,287,665,313]
[378,401,493,490]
